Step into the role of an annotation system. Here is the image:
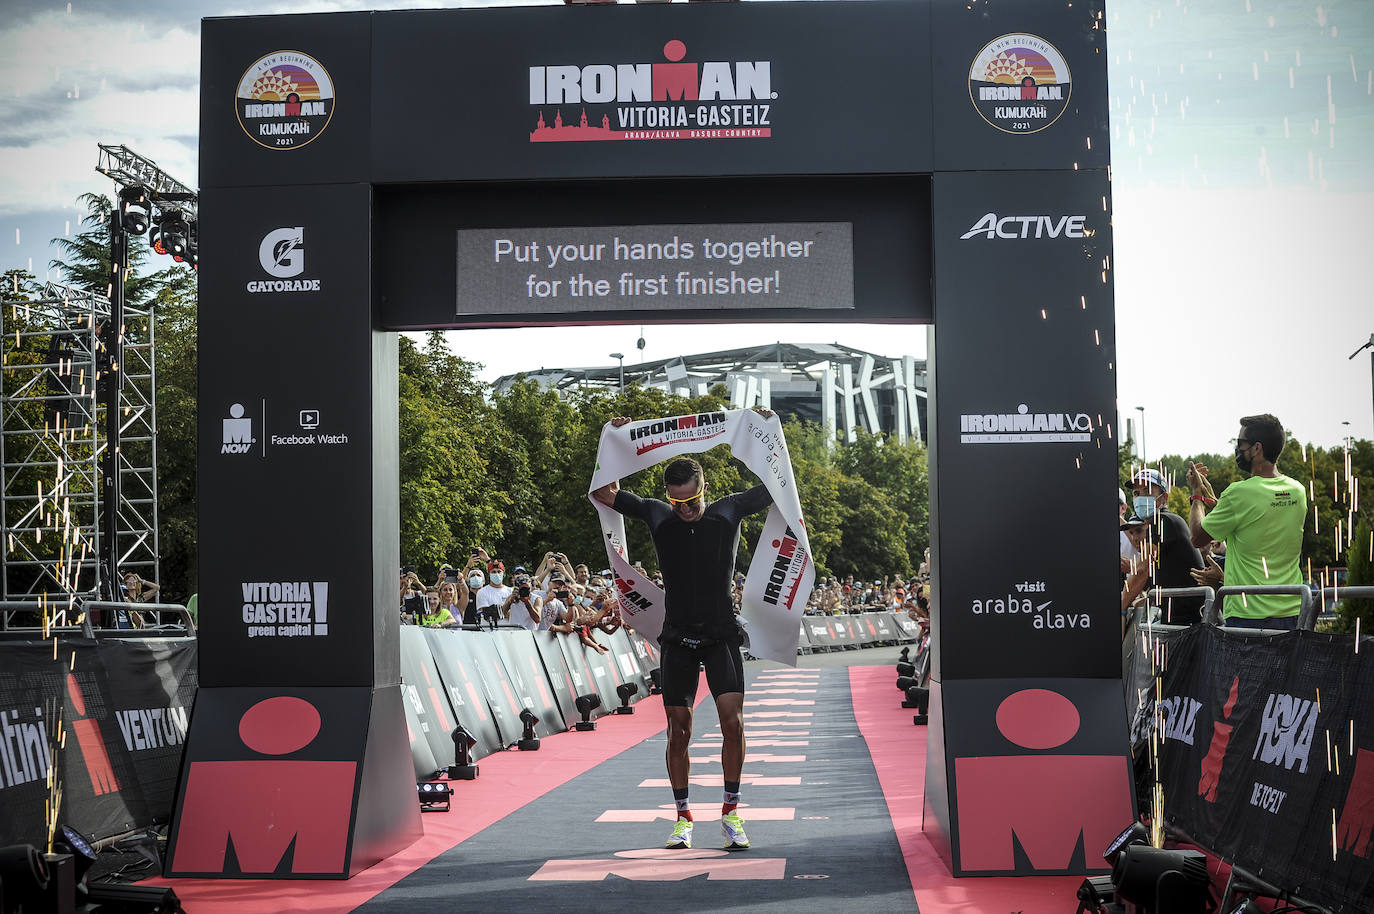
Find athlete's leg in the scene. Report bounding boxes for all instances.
[715,690,746,784]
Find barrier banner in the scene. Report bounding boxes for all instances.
[533,632,583,730]
[803,619,835,649]
[0,637,197,846]
[492,630,567,739]
[588,410,815,665]
[400,689,439,779]
[606,628,650,701]
[870,613,898,641]
[414,629,502,760]
[460,631,526,746]
[626,630,661,675]
[558,634,615,718]
[1137,626,1374,911]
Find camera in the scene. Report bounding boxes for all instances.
[517,584,531,598]
[401,565,415,576]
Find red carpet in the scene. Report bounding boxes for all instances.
[849,666,1086,914]
[151,691,684,914]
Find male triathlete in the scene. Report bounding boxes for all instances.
[592,412,774,851]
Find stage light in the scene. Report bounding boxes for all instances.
[896,661,915,680]
[898,646,910,662]
[0,844,50,912]
[1111,846,1212,914]
[118,186,150,235]
[902,684,927,711]
[159,209,190,258]
[53,823,97,890]
[1075,874,1120,914]
[517,707,541,751]
[417,780,453,812]
[614,682,639,714]
[81,882,182,912]
[448,724,478,780]
[1102,821,1149,865]
[575,693,602,731]
[648,668,662,694]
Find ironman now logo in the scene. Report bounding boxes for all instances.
[236,51,335,150]
[968,33,1071,134]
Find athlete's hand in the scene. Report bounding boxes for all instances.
[592,479,619,507]
[753,407,775,420]
[610,416,632,428]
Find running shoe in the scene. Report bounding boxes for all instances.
[665,817,694,849]
[721,813,750,850]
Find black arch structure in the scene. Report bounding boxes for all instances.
[169,0,1130,880]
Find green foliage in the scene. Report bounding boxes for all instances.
[149,271,198,602]
[1336,515,1374,633]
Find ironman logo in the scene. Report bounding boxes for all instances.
[968,33,1071,135]
[236,51,336,150]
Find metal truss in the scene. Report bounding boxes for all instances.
[1,281,159,609]
[96,144,198,218]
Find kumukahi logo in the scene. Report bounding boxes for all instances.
[968,34,1071,134]
[529,40,774,143]
[236,51,335,150]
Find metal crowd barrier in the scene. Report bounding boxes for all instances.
[0,600,194,637]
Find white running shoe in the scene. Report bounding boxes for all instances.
[665,817,694,849]
[721,813,750,850]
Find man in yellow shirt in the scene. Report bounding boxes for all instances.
[1187,413,1306,629]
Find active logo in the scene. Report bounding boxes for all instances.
[236,51,335,150]
[529,40,773,143]
[959,212,1088,240]
[248,227,320,293]
[222,403,256,455]
[968,33,1071,134]
[960,403,1093,444]
[242,580,330,639]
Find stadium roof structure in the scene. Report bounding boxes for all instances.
[493,341,927,445]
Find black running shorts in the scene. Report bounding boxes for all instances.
[659,638,745,708]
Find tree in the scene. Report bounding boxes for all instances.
[1336,515,1374,633]
[150,270,199,601]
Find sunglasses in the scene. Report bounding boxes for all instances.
[666,486,704,506]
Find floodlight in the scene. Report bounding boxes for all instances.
[575,692,602,731]
[448,724,478,780]
[159,210,190,258]
[1102,821,1149,865]
[417,780,453,811]
[648,668,663,694]
[898,646,910,662]
[1111,846,1212,914]
[0,844,50,911]
[1074,874,1119,914]
[53,823,97,888]
[614,682,639,714]
[82,882,182,912]
[517,707,541,751]
[896,661,915,679]
[118,186,150,235]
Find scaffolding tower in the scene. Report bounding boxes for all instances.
[1,280,159,608]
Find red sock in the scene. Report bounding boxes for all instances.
[678,810,694,822]
[722,802,737,816]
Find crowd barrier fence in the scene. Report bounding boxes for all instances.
[0,609,916,848]
[1124,624,1374,913]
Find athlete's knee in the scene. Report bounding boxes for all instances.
[666,708,694,743]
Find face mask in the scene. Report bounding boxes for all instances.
[490,573,504,586]
[468,575,483,589]
[1235,447,1254,474]
[1132,495,1157,520]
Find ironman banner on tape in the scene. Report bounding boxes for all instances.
[588,409,814,665]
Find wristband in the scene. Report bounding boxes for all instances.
[1190,494,1216,507]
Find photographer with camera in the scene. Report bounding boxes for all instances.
[400,567,427,624]
[503,570,543,631]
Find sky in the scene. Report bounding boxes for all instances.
[1,0,1371,459]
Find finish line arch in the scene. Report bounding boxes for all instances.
[170,0,1127,880]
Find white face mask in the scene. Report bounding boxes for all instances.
[1132,495,1157,520]
[468,575,483,589]
[490,573,504,586]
